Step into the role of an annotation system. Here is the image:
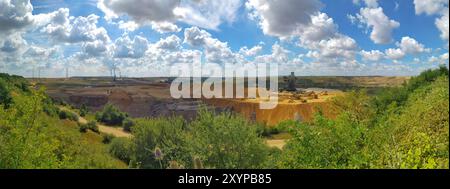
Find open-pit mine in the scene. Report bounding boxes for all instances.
[35,74,408,126]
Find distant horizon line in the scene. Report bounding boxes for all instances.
[19,75,414,79]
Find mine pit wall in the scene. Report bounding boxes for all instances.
[69,95,108,107]
[50,93,228,122]
[48,91,335,126]
[205,99,335,126]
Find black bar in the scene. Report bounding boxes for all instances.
[0,169,448,187]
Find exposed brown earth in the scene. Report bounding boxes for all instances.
[39,76,409,150]
[206,98,335,126]
[42,78,225,121]
[38,76,409,125]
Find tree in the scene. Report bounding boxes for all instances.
[277,67,449,169]
[95,104,127,125]
[186,107,269,169]
[375,76,449,168]
[0,79,13,109]
[277,112,369,169]
[129,107,270,169]
[79,104,89,117]
[0,74,127,169]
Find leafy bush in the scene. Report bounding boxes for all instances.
[331,90,375,124]
[256,123,283,137]
[0,87,124,169]
[185,108,269,169]
[129,108,270,169]
[102,133,115,144]
[372,65,449,115]
[79,121,99,133]
[276,67,449,169]
[95,104,128,125]
[373,76,449,168]
[277,113,369,169]
[79,104,89,117]
[131,117,189,169]
[79,124,88,133]
[0,79,13,109]
[0,73,29,94]
[122,118,135,132]
[109,138,133,163]
[42,98,59,117]
[59,110,79,122]
[406,65,448,92]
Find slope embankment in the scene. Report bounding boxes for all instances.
[205,99,335,126]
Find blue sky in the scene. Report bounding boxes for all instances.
[0,0,448,77]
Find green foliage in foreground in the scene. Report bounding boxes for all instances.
[109,137,133,163]
[116,108,270,169]
[186,109,269,169]
[276,67,449,169]
[374,76,449,168]
[0,74,125,169]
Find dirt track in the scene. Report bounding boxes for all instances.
[59,107,132,138]
[266,139,286,149]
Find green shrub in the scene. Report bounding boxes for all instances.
[277,113,369,169]
[102,134,115,144]
[0,73,29,94]
[95,104,127,125]
[79,104,89,117]
[130,107,270,169]
[79,121,99,133]
[0,79,13,109]
[79,123,89,133]
[58,110,68,119]
[0,87,124,169]
[186,107,269,169]
[257,123,283,137]
[132,117,189,169]
[122,118,135,132]
[109,138,133,163]
[88,121,99,133]
[374,76,449,168]
[59,110,78,122]
[406,65,448,92]
[372,65,449,115]
[276,67,449,169]
[42,98,59,117]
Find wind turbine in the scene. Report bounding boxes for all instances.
[64,60,70,80]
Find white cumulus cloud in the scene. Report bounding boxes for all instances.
[354,7,400,44]
[414,0,449,44]
[245,0,323,38]
[113,35,149,59]
[361,50,384,61]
